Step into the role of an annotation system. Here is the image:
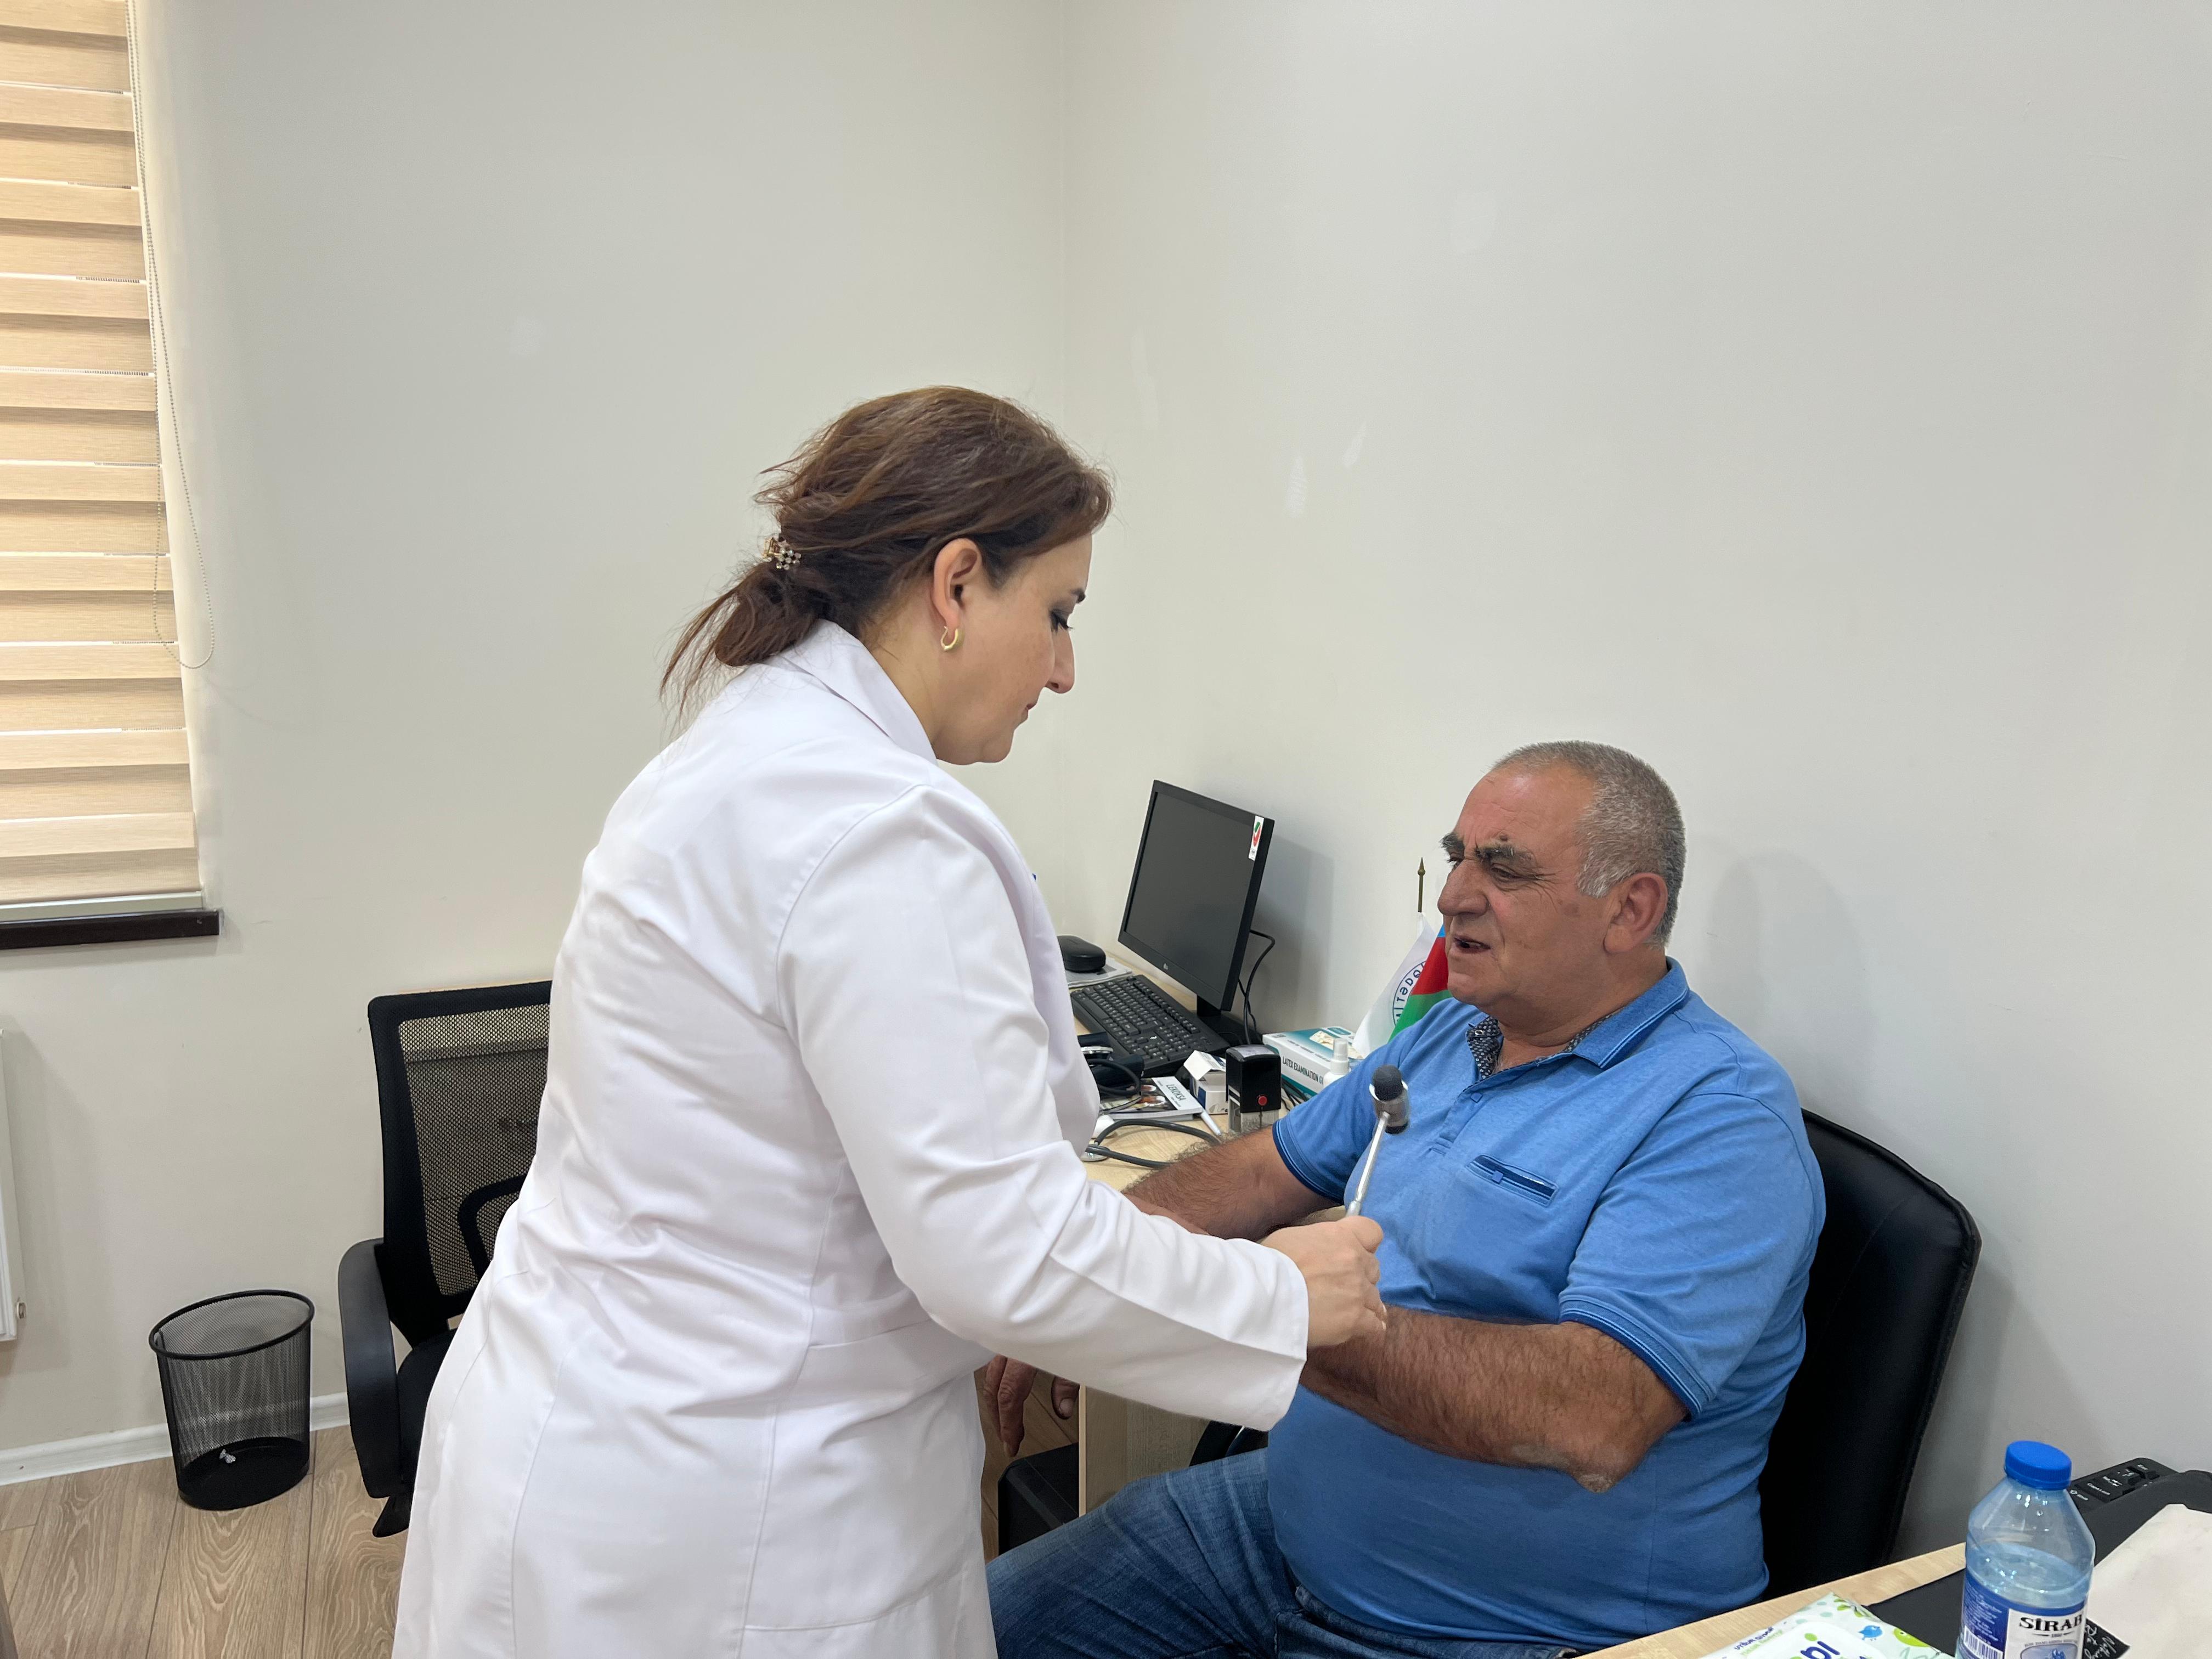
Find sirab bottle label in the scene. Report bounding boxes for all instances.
[1960,1577,2086,1659]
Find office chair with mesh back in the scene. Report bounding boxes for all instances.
[339,981,551,1536]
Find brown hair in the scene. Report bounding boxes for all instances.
[663,387,1113,710]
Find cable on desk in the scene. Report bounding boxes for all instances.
[1239,929,1277,1045]
[1087,1055,1146,1099]
[1084,1143,1177,1170]
[1084,1118,1221,1170]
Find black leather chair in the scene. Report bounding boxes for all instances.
[998,1443,1080,1555]
[1760,1109,1979,1594]
[1002,1108,1979,1594]
[339,981,550,1536]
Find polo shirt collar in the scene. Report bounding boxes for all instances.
[1568,960,1690,1068]
[782,621,937,764]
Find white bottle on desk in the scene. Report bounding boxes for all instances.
[1320,1035,1355,1092]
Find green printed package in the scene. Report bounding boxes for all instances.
[1702,1595,1941,1659]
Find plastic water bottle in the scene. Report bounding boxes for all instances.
[1960,1441,2095,1659]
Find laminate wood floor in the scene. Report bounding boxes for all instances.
[0,1427,402,1659]
[0,1372,1070,1653]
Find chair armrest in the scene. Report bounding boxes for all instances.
[339,1238,403,1498]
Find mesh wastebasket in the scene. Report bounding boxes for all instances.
[148,1290,313,1510]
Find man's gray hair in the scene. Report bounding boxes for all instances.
[1492,740,1685,946]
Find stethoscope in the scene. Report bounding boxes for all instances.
[1080,1050,1223,1168]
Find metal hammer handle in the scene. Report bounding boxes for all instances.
[1345,1118,1389,1218]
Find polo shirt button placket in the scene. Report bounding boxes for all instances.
[1435,1082,1489,1154]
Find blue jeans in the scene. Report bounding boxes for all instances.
[988,1452,1576,1659]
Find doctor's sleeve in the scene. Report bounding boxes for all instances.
[776,788,1309,1430]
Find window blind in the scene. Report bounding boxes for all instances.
[0,0,199,910]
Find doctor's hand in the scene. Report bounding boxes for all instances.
[1265,1216,1388,1348]
[982,1356,1078,1457]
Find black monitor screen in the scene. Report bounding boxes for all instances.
[1118,782,1273,1011]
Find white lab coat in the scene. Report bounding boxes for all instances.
[391,622,1308,1659]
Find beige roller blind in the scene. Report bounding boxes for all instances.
[0,0,198,910]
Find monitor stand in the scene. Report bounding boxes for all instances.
[1192,1001,1256,1052]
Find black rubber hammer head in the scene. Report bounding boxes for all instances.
[1370,1064,1410,1133]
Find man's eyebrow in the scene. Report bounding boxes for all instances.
[1443,832,1547,876]
[1474,838,1543,873]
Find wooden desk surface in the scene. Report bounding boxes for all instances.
[1583,1546,1964,1659]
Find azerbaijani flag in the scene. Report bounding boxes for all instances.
[1391,924,1451,1036]
[1353,921,1451,1054]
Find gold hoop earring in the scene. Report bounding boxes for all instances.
[940,626,962,652]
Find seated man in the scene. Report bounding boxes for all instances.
[988,741,1825,1659]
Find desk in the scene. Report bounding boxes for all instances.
[1076,1115,1227,1512]
[1073,960,1242,1512]
[1583,1547,1964,1659]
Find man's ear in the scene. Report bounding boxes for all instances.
[1605,873,1668,954]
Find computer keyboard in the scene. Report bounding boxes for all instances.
[1070,975,1222,1073]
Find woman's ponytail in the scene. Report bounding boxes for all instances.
[661,548,825,711]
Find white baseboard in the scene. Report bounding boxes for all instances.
[0,1392,349,1487]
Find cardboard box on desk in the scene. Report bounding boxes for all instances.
[1264,1026,1355,1094]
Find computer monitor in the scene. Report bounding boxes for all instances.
[1116,781,1274,1028]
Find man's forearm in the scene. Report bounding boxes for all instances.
[1122,1128,1327,1240]
[1300,1308,1684,1493]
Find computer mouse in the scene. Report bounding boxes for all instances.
[1059,934,1107,975]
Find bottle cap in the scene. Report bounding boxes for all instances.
[2003,1440,2072,1491]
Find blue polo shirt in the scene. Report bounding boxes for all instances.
[1268,962,1822,1650]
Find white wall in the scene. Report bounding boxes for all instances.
[10,0,2208,1567]
[0,0,1067,1452]
[971,2,2212,1550]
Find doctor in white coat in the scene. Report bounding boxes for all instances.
[392,387,1386,1659]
